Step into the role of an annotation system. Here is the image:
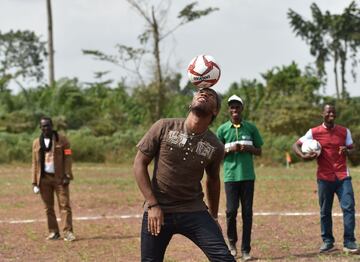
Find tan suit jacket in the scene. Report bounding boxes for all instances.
[32,133,73,186]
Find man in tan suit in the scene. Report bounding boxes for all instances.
[32,116,75,241]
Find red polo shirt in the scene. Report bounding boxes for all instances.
[297,124,353,181]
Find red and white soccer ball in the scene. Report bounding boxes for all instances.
[301,139,322,156]
[187,54,221,88]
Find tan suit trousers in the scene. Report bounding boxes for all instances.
[39,174,73,233]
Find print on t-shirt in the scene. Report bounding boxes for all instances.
[166,130,214,160]
[196,141,215,159]
[167,130,188,147]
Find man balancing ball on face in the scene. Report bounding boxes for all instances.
[133,55,235,262]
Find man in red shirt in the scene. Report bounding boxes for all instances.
[293,104,358,253]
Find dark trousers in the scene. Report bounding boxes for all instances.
[141,211,235,262]
[225,180,254,253]
[39,174,73,233]
[317,177,356,245]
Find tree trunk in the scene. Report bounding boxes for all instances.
[46,0,55,86]
[333,52,340,99]
[340,41,347,99]
[152,7,163,120]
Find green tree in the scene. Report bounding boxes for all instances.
[258,63,322,136]
[0,30,47,91]
[220,63,322,136]
[288,2,360,99]
[83,0,218,120]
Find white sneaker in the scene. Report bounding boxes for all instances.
[46,232,60,240]
[242,251,251,261]
[229,243,237,257]
[64,231,76,242]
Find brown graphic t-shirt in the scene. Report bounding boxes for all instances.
[137,118,224,213]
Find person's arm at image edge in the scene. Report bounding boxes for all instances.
[133,150,163,236]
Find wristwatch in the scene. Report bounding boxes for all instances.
[148,203,159,210]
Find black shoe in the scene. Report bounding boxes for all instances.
[46,232,60,240]
[343,242,358,253]
[319,242,334,253]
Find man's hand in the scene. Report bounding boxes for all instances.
[339,146,348,155]
[302,152,318,160]
[147,206,164,236]
[33,185,40,194]
[226,144,239,154]
[62,177,70,185]
[239,144,260,155]
[239,144,251,152]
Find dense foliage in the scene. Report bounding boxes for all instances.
[1,63,360,166]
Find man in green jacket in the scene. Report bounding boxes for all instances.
[217,95,263,261]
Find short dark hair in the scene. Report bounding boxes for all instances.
[322,103,336,111]
[40,116,53,126]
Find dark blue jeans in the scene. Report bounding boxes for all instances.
[317,177,356,245]
[141,210,235,262]
[225,180,254,253]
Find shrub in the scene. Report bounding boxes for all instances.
[102,128,146,163]
[67,129,106,162]
[67,127,146,163]
[261,132,299,166]
[0,132,33,163]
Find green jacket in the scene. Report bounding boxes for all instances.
[217,120,263,182]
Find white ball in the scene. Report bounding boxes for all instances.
[33,186,40,194]
[301,139,322,156]
[187,54,221,88]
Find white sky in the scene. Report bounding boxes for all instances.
[1,0,359,96]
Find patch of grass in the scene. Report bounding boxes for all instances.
[75,176,135,191]
[76,250,90,261]
[0,243,11,253]
[0,203,11,210]
[25,227,38,241]
[1,162,360,261]
[40,244,48,253]
[280,241,291,252]
[14,201,26,208]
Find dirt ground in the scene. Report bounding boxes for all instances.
[1,163,360,261]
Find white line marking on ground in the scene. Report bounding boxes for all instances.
[1,212,358,224]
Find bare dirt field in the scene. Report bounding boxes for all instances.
[1,163,360,261]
